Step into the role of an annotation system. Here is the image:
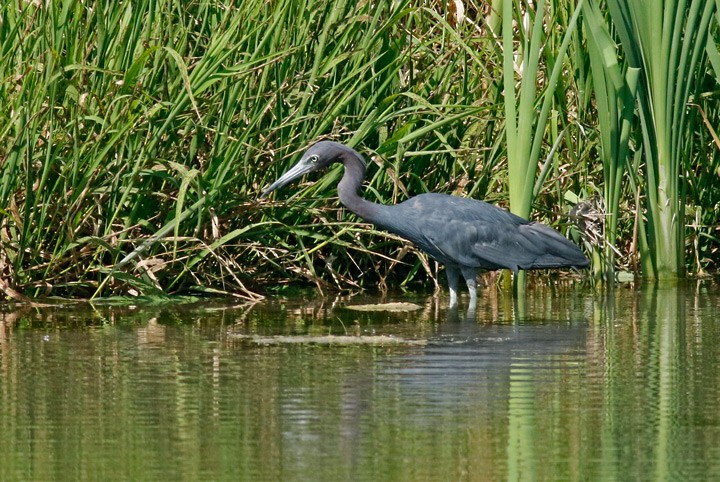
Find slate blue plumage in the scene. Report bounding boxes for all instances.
[262,141,589,308]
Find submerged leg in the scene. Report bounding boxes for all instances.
[445,266,460,308]
[460,266,478,310]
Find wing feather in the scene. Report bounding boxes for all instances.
[379,193,587,271]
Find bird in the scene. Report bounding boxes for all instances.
[262,141,589,309]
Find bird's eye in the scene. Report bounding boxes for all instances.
[309,155,319,164]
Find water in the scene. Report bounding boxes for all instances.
[1,282,719,481]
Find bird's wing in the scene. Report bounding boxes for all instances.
[516,222,589,268]
[411,195,530,270]
[388,194,585,271]
[430,219,521,270]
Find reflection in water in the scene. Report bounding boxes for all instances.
[0,282,719,480]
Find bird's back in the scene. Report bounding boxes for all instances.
[370,193,587,272]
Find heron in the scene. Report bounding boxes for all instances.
[262,141,589,308]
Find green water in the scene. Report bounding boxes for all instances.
[1,282,719,481]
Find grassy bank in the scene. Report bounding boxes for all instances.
[0,0,718,299]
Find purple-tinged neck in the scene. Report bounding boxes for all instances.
[335,149,388,225]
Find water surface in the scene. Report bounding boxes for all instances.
[1,282,719,481]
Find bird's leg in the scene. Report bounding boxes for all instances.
[461,266,478,311]
[445,266,460,308]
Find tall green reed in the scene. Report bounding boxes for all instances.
[582,0,639,280]
[502,0,583,220]
[607,0,716,279]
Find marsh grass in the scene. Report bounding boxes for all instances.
[0,1,497,298]
[0,0,718,299]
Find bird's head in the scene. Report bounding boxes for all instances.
[260,141,364,198]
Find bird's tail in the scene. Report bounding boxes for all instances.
[519,222,589,269]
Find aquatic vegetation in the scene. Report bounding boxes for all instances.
[0,0,717,298]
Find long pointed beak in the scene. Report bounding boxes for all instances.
[260,161,313,198]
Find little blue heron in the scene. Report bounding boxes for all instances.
[262,141,589,308]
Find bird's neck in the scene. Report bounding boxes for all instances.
[336,151,386,223]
